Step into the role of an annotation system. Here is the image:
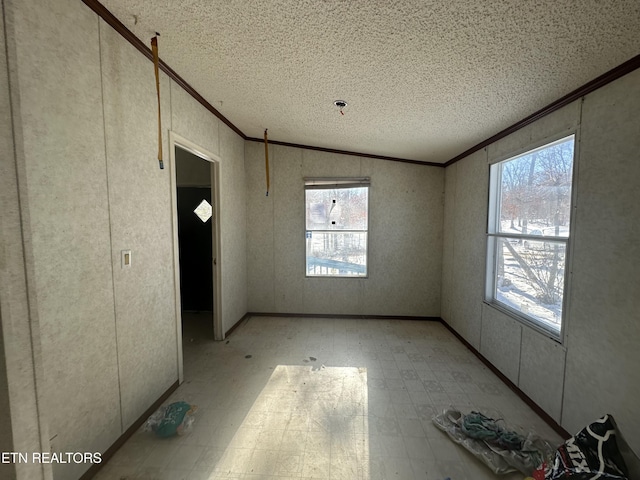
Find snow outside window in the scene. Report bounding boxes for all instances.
[305,178,369,277]
[485,135,575,339]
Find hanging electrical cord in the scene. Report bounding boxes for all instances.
[151,34,163,169]
[264,129,270,196]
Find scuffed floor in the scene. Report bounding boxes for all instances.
[95,316,563,479]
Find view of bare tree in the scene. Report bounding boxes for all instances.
[491,136,574,329]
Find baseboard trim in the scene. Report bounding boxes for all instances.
[225,312,251,338]
[79,380,179,479]
[245,312,441,321]
[439,318,570,440]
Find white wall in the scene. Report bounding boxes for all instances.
[1,1,247,479]
[442,68,640,453]
[0,5,37,479]
[245,143,444,316]
[6,2,117,479]
[561,70,640,447]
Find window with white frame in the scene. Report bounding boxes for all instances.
[305,178,369,277]
[486,135,575,338]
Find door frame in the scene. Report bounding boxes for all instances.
[169,131,223,384]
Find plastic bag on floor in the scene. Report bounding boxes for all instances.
[433,408,556,475]
[534,414,629,480]
[144,401,198,437]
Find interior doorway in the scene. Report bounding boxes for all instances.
[176,166,213,313]
[169,132,223,383]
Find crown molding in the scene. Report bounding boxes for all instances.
[246,137,442,166]
[83,0,639,169]
[82,0,441,166]
[83,0,246,138]
[444,53,640,167]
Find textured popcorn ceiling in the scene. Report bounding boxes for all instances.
[100,0,640,163]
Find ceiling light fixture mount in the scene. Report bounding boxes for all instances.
[334,100,347,115]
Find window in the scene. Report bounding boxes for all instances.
[305,178,369,277]
[486,135,575,338]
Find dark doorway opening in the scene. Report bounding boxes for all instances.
[175,146,215,341]
[177,186,213,312]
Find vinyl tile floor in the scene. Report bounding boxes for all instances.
[94,316,564,480]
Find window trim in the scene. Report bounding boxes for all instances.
[484,132,579,343]
[304,178,370,278]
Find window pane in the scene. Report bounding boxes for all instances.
[306,187,368,231]
[306,232,367,276]
[494,237,566,332]
[498,136,574,238]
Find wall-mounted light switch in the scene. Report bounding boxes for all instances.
[121,250,132,268]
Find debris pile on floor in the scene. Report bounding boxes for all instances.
[143,401,197,438]
[433,408,555,475]
[435,410,637,480]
